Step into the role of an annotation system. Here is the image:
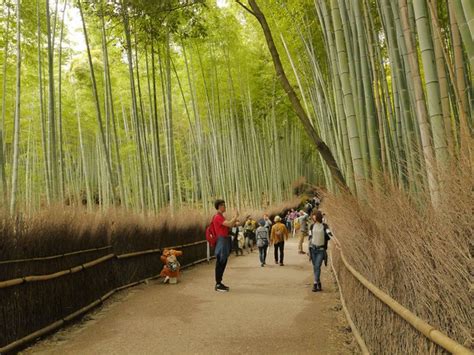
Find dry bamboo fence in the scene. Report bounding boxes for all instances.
[0,240,209,353]
[0,205,296,353]
[0,241,213,354]
[331,236,473,355]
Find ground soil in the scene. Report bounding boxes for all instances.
[23,238,358,354]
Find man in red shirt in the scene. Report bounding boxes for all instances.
[212,199,239,292]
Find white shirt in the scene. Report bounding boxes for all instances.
[311,223,325,247]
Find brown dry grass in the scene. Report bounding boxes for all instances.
[324,164,472,353]
[0,199,299,348]
[0,198,302,263]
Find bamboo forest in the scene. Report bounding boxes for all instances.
[0,0,472,354]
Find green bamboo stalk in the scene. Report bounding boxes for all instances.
[354,0,381,182]
[412,0,449,168]
[100,1,127,208]
[164,29,175,211]
[57,0,67,202]
[78,0,116,204]
[0,1,10,201]
[450,0,474,69]
[430,0,454,154]
[399,0,439,205]
[9,0,21,214]
[46,0,58,199]
[121,0,145,211]
[330,0,366,196]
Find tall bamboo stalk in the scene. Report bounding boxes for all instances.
[399,0,439,205]
[412,0,449,169]
[78,0,116,203]
[0,0,10,201]
[9,0,21,214]
[46,0,58,198]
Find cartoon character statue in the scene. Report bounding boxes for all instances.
[160,248,183,284]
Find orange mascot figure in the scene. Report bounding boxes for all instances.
[160,249,183,284]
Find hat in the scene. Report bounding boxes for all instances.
[274,215,281,222]
[258,219,265,226]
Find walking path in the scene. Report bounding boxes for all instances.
[24,239,356,354]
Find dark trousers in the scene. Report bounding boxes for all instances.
[215,236,231,284]
[258,246,268,264]
[274,241,285,263]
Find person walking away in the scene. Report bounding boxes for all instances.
[289,209,298,237]
[304,199,313,215]
[313,196,321,210]
[244,216,257,253]
[255,219,269,267]
[297,211,309,254]
[231,220,244,256]
[284,211,292,233]
[309,211,332,292]
[270,215,289,266]
[211,199,239,292]
[263,214,272,231]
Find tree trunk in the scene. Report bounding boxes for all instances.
[241,0,349,193]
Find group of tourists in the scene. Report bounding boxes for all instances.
[209,195,331,293]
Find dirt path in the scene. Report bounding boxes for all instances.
[24,239,357,354]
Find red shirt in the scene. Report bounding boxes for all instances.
[212,213,229,238]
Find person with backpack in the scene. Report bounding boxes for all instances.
[270,215,289,266]
[308,211,332,292]
[255,219,269,267]
[208,199,239,292]
[297,210,309,254]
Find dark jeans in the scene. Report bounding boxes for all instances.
[274,241,285,263]
[215,236,231,284]
[258,245,268,264]
[310,247,325,283]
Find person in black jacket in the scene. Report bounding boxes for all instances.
[308,211,332,292]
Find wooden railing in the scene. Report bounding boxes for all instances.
[0,240,209,353]
[331,235,472,355]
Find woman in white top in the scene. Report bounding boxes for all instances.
[309,211,332,292]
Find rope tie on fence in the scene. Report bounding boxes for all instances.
[331,236,473,355]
